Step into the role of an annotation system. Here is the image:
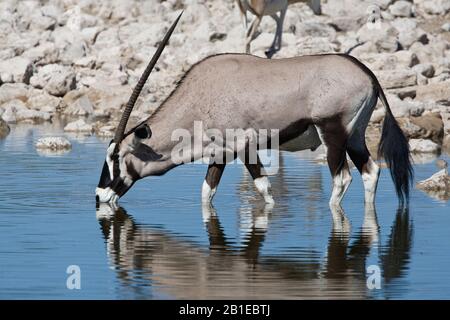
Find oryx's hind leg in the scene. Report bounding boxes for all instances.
[317,126,352,207]
[329,156,352,207]
[202,163,226,204]
[347,132,380,203]
[240,150,275,204]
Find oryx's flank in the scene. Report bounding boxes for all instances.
[96,13,413,208]
[237,0,322,58]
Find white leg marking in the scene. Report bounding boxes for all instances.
[201,180,217,204]
[106,142,116,180]
[254,176,275,204]
[362,158,380,203]
[96,187,119,203]
[329,166,352,206]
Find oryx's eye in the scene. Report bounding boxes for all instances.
[135,124,152,140]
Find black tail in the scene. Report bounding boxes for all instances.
[377,88,413,205]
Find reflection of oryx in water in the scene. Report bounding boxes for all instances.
[238,152,323,216]
[96,203,412,299]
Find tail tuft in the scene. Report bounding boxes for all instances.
[378,108,413,204]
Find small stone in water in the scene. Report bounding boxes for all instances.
[35,137,72,150]
[416,168,450,200]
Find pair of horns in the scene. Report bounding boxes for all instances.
[114,11,183,144]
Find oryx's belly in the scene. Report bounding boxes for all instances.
[280,125,322,152]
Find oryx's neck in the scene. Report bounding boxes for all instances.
[145,97,199,162]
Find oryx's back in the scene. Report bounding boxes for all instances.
[175,54,375,130]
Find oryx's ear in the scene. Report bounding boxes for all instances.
[134,123,152,140]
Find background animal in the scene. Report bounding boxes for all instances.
[237,0,322,58]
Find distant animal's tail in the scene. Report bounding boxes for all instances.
[377,87,413,204]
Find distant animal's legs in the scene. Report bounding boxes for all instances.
[241,10,248,31]
[308,0,322,15]
[202,163,226,204]
[265,7,287,58]
[246,16,262,54]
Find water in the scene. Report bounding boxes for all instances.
[0,123,449,299]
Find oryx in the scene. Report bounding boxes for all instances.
[96,13,413,208]
[237,0,322,58]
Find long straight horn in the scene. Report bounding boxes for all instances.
[114,11,183,143]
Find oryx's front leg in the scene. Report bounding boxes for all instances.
[243,154,275,204]
[202,163,226,204]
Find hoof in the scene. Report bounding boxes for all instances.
[265,50,274,59]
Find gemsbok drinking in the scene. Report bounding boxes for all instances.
[96,13,413,208]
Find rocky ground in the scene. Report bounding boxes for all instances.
[0,0,449,156]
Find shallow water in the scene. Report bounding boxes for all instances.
[0,123,449,299]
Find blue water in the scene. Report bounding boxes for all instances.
[0,123,449,299]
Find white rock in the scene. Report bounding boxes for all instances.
[441,111,450,150]
[74,56,96,68]
[63,95,94,116]
[442,112,450,136]
[81,26,102,44]
[409,39,448,64]
[391,19,428,49]
[409,138,440,153]
[0,57,34,84]
[389,1,413,17]
[418,0,450,15]
[30,64,76,97]
[393,99,425,117]
[442,23,450,32]
[416,80,450,102]
[413,63,435,78]
[40,4,63,20]
[357,23,399,53]
[96,125,115,137]
[1,98,51,123]
[36,137,71,150]
[27,90,61,113]
[416,168,450,200]
[1,99,27,123]
[29,10,56,31]
[16,109,51,123]
[22,42,59,66]
[64,119,93,133]
[359,51,418,71]
[0,83,29,104]
[296,36,336,55]
[370,108,385,123]
[376,69,417,89]
[296,22,337,41]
